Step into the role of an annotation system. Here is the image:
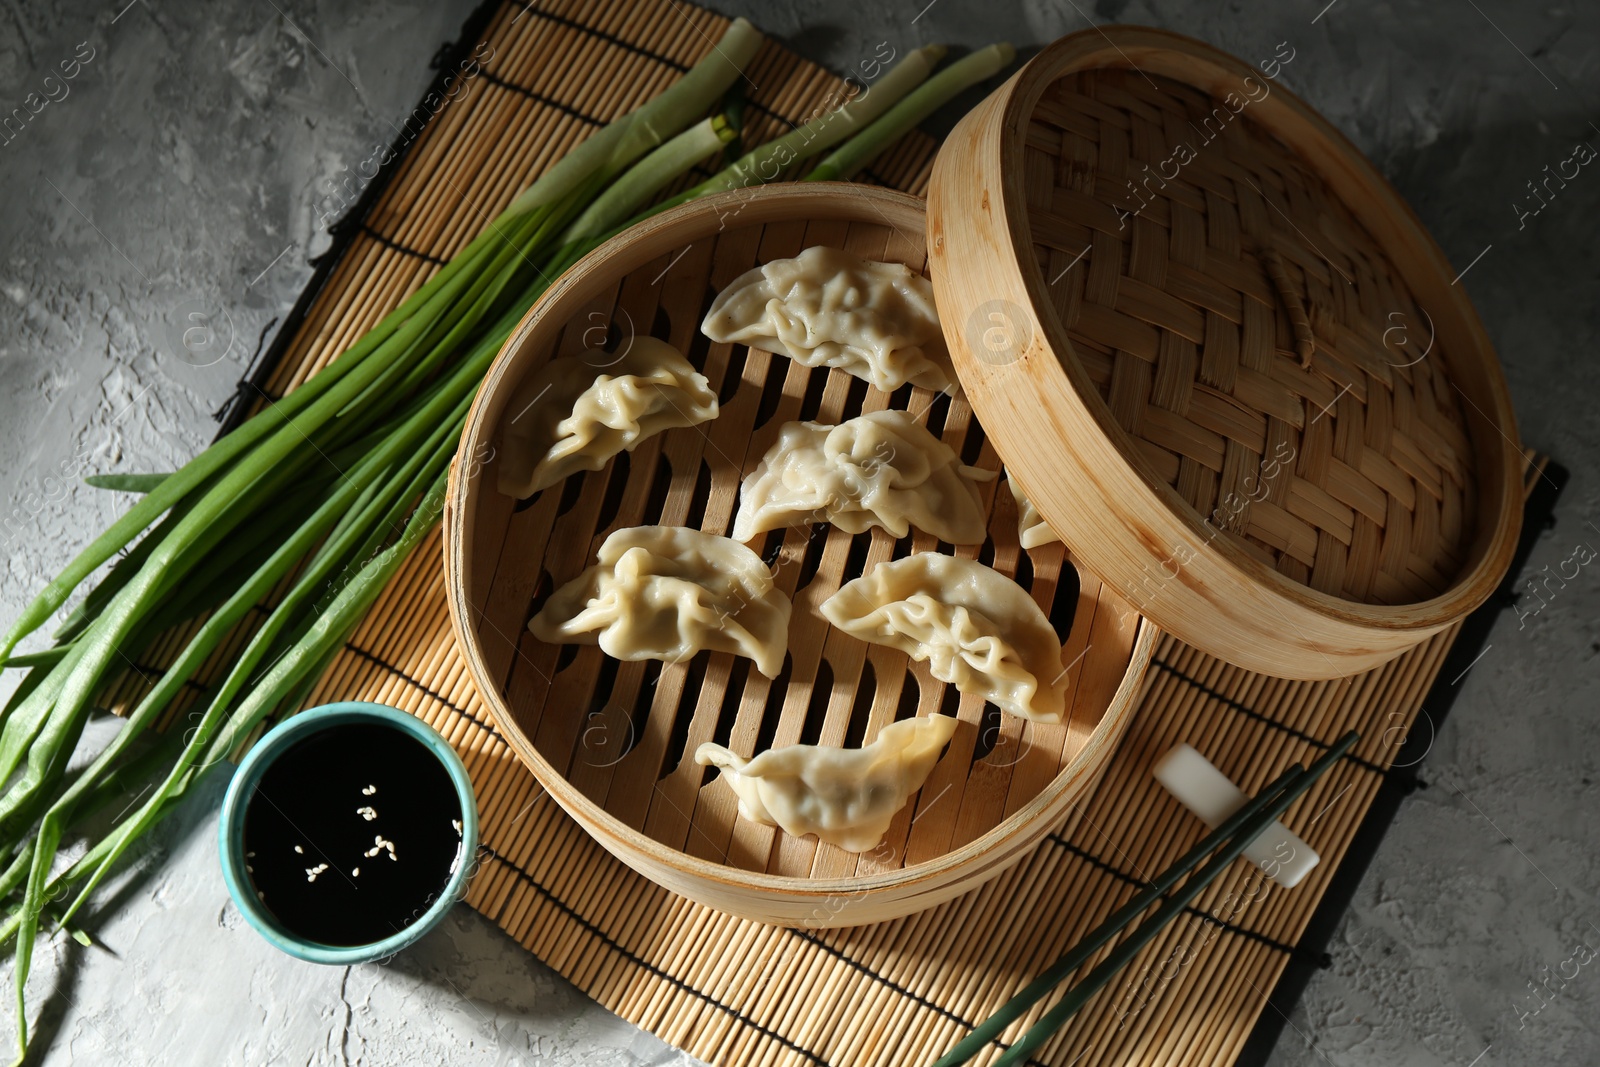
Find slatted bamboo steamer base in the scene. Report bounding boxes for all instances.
[929,27,1522,678]
[445,184,1157,926]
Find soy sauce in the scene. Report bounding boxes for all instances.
[243,722,463,947]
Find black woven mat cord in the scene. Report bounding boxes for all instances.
[1234,460,1570,1067]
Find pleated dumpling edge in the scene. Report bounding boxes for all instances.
[701,245,956,395]
[820,554,1068,723]
[528,526,791,678]
[497,337,718,500]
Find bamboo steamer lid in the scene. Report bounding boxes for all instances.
[927,27,1522,679]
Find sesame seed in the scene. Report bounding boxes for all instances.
[357,806,378,821]
[361,784,377,796]
[293,845,304,854]
[352,867,361,877]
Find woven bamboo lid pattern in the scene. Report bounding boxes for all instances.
[929,27,1522,678]
[1025,69,1476,604]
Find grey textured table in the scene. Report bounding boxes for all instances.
[1,1,1597,1064]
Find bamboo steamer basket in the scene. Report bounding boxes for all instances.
[930,27,1521,678]
[444,27,1520,926]
[446,184,1155,926]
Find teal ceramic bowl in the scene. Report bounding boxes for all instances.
[218,701,479,964]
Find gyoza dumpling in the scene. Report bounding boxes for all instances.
[732,410,994,544]
[1005,475,1061,549]
[820,554,1067,722]
[529,526,791,678]
[497,337,718,500]
[701,245,955,394]
[695,715,958,852]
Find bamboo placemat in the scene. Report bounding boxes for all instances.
[184,2,1550,1064]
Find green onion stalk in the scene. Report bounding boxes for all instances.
[805,44,1016,182]
[550,42,1019,277]
[0,20,762,1058]
[0,30,1014,1064]
[662,43,948,208]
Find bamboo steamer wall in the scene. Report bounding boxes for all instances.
[929,28,1522,679]
[445,185,1157,926]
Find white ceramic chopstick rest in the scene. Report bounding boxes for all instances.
[1153,744,1319,888]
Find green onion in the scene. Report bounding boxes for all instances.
[546,43,977,281]
[650,44,948,216]
[718,85,746,169]
[503,18,762,219]
[0,648,72,671]
[0,20,766,1058]
[81,473,171,493]
[806,44,1016,183]
[560,114,739,245]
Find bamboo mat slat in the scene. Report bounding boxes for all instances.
[213,2,1543,1064]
